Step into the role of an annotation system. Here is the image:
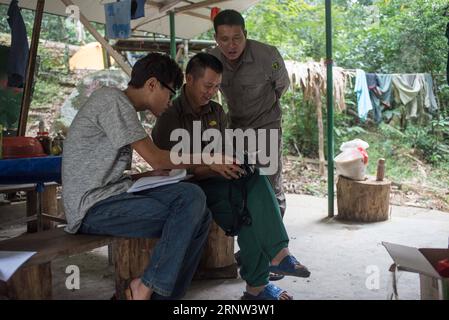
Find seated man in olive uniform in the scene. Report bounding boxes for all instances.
[152,53,310,300]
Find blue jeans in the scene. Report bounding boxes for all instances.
[79,182,212,298]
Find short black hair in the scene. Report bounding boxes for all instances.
[186,53,223,79]
[213,9,245,33]
[128,52,183,90]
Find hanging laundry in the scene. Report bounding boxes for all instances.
[7,0,29,88]
[366,73,392,124]
[131,0,145,20]
[354,69,373,121]
[423,73,439,113]
[376,74,393,108]
[392,74,425,119]
[104,0,131,39]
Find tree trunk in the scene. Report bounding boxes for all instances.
[315,84,325,176]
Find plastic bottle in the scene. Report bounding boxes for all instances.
[51,132,65,155]
[38,120,45,133]
[37,131,52,155]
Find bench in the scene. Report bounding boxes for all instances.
[0,228,120,299]
[0,221,237,300]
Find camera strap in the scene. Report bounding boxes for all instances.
[224,170,254,237]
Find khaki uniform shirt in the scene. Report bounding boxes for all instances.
[152,85,227,151]
[210,39,290,130]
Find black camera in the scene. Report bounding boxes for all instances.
[237,151,256,177]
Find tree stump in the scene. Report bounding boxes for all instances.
[194,221,237,279]
[3,263,52,300]
[113,238,158,300]
[337,175,391,222]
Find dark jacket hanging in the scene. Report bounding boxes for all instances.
[7,0,29,88]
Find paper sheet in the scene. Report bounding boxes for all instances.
[127,169,188,193]
[0,251,36,282]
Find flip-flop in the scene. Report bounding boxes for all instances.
[269,255,311,278]
[241,283,293,300]
[269,272,285,281]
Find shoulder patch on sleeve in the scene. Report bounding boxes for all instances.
[272,61,280,70]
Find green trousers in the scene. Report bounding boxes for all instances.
[197,169,289,287]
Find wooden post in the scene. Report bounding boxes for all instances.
[376,158,385,181]
[18,0,45,136]
[26,184,60,232]
[6,263,52,299]
[42,185,60,229]
[26,189,38,233]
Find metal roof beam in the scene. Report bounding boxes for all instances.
[174,0,230,14]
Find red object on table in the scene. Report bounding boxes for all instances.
[436,258,449,277]
[2,136,46,159]
[210,7,220,21]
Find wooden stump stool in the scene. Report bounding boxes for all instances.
[337,175,391,222]
[112,220,237,299]
[194,221,237,279]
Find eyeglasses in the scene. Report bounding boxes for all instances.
[158,79,177,99]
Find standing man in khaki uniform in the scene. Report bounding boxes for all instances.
[210,9,290,218]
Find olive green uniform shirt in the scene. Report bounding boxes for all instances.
[210,39,290,130]
[152,85,227,151]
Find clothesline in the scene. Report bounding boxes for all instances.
[343,69,443,76]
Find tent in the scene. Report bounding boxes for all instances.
[69,42,114,71]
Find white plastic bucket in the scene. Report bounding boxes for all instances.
[334,148,367,181]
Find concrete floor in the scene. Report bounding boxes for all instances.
[1,194,448,300]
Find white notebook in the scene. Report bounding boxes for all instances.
[127,169,188,193]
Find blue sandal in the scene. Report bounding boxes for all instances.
[242,283,293,300]
[269,255,311,278]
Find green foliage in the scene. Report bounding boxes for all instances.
[31,79,63,109]
[335,0,449,73]
[244,0,448,73]
[281,90,319,156]
[404,117,449,165]
[0,88,22,128]
[245,0,330,60]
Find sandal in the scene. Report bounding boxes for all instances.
[269,255,311,278]
[269,272,285,281]
[242,283,293,300]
